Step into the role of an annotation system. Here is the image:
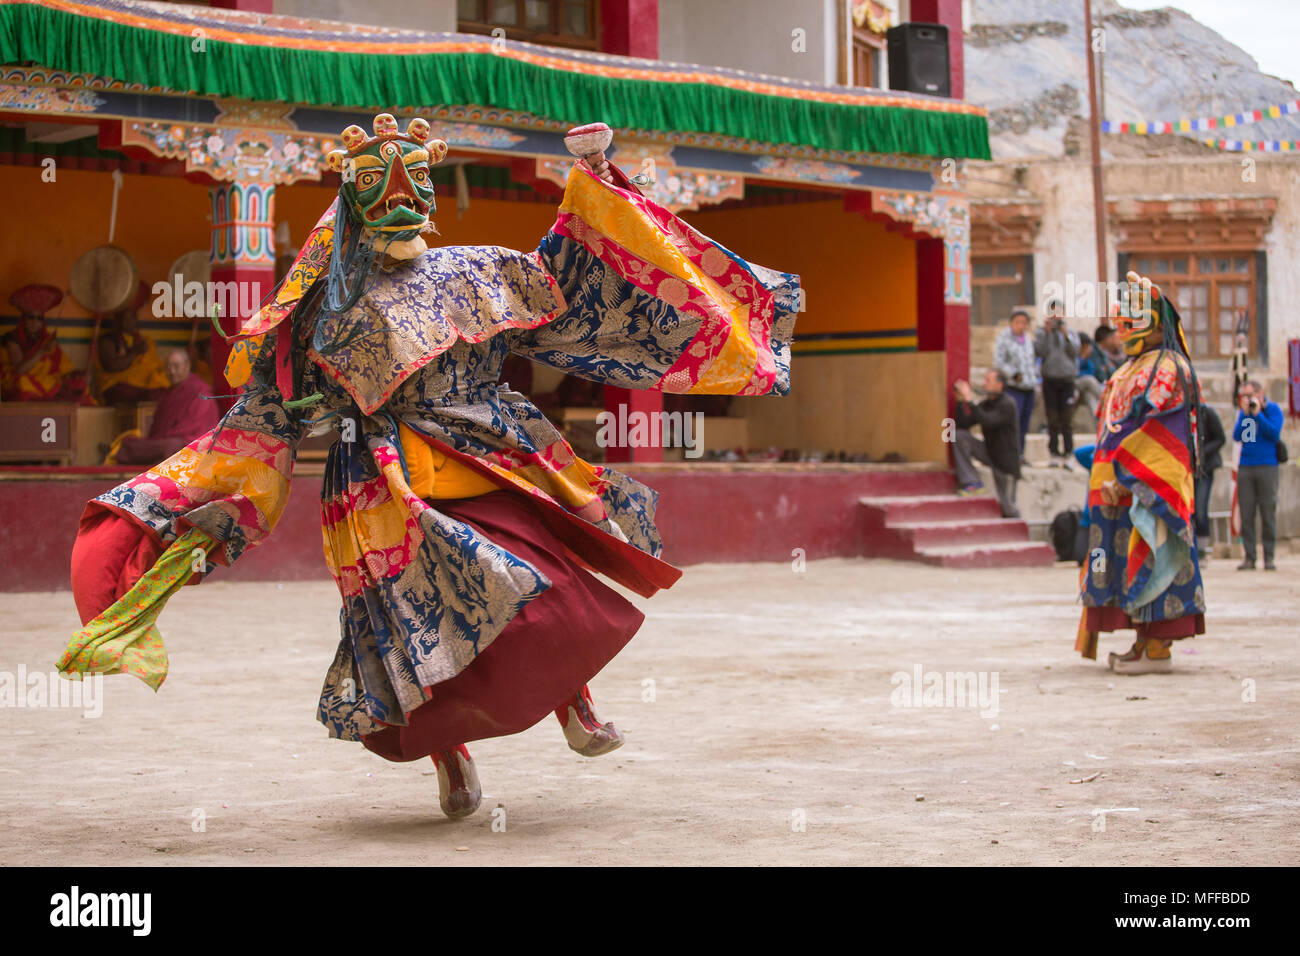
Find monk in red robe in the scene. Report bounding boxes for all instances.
[112,350,220,465]
[1,284,88,402]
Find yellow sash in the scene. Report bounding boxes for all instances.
[398,424,499,500]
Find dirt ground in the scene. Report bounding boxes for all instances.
[1,554,1297,866]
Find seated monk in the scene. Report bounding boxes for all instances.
[109,349,220,465]
[96,281,169,404]
[1,284,89,402]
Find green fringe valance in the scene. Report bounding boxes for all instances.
[0,2,991,160]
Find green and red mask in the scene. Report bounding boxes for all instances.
[326,114,448,253]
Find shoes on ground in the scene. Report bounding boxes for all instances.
[1108,647,1174,675]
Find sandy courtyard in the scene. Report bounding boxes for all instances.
[1,554,1296,866]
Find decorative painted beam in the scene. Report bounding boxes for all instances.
[0,0,990,160]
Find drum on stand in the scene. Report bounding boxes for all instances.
[168,249,212,358]
[69,244,139,382]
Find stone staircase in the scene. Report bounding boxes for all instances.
[858,474,1057,568]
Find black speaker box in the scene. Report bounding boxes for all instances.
[886,22,951,97]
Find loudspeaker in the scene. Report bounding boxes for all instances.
[886,22,950,97]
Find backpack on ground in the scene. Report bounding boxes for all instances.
[1049,508,1082,563]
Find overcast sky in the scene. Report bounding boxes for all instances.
[1123,0,1300,88]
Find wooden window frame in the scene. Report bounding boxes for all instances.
[1127,252,1256,361]
[850,26,885,88]
[971,254,1034,327]
[457,0,601,51]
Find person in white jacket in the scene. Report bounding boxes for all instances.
[992,308,1037,462]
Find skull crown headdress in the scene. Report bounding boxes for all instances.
[326,113,449,261]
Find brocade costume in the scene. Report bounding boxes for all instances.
[1076,273,1205,671]
[59,115,799,812]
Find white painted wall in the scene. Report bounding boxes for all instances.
[273,0,457,32]
[658,0,840,83]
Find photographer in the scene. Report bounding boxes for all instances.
[952,370,1021,519]
[1034,299,1080,466]
[1232,380,1283,570]
[992,308,1037,463]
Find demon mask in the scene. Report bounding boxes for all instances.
[326,114,448,260]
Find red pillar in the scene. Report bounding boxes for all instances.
[599,0,661,458]
[600,0,659,57]
[907,0,964,100]
[916,236,970,412]
[209,181,276,396]
[602,387,665,463]
[208,0,272,11]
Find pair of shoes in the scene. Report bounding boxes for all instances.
[956,484,984,497]
[1108,641,1174,675]
[1236,560,1256,571]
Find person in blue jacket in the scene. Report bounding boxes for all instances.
[1232,380,1284,571]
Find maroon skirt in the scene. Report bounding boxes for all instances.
[1086,606,1205,640]
[360,491,645,762]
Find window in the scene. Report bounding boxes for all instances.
[850,28,885,87]
[458,0,599,50]
[971,256,1033,327]
[843,1,889,87]
[1130,254,1255,360]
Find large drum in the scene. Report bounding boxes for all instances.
[167,249,211,293]
[69,245,138,314]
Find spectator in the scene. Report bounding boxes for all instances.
[1074,333,1104,419]
[1195,402,1226,561]
[1035,299,1080,466]
[952,369,1021,519]
[993,308,1037,463]
[1232,380,1283,570]
[108,350,219,465]
[1091,325,1124,381]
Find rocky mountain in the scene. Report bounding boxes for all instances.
[965,0,1300,160]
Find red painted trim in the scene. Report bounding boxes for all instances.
[209,0,273,12]
[600,0,658,58]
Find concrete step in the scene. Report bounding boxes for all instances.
[859,494,1003,524]
[893,517,1032,549]
[915,540,1057,569]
